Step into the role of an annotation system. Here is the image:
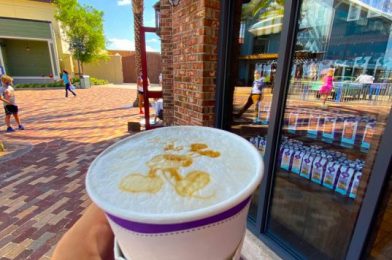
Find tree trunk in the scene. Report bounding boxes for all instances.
[77,58,82,79]
[132,0,144,106]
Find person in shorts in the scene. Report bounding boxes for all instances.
[235,70,265,123]
[137,72,150,114]
[0,75,24,132]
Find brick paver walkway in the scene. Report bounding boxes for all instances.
[0,87,139,259]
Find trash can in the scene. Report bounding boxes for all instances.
[80,75,91,89]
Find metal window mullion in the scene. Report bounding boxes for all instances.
[255,0,302,233]
[215,0,236,130]
[346,110,392,260]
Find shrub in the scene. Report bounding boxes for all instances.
[90,77,109,85]
[71,78,80,84]
[14,82,64,89]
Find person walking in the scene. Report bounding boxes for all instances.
[62,70,76,98]
[235,70,265,123]
[0,75,24,132]
[137,72,150,114]
[319,66,334,108]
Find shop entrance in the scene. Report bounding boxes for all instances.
[216,0,392,259]
[0,38,52,77]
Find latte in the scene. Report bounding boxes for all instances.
[86,126,262,220]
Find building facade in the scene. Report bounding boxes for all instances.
[159,0,392,259]
[0,0,76,83]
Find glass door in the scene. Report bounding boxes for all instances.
[229,0,286,222]
[266,0,392,258]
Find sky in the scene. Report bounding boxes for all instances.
[78,0,161,52]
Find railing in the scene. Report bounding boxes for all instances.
[288,80,392,104]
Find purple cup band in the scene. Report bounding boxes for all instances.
[107,197,251,234]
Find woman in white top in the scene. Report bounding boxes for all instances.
[137,72,150,114]
[235,71,265,122]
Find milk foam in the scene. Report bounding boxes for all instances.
[88,127,258,215]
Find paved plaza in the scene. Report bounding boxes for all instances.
[0,86,139,259]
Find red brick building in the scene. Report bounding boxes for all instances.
[160,0,220,126]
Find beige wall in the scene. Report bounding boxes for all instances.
[0,0,73,74]
[81,55,124,84]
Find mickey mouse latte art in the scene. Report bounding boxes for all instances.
[119,143,220,198]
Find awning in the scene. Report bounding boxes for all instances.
[248,14,283,36]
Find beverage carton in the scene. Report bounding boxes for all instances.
[341,117,359,148]
[291,150,305,174]
[335,164,355,196]
[322,161,341,190]
[361,120,376,151]
[349,169,362,199]
[307,113,322,138]
[300,153,315,179]
[258,103,271,125]
[288,112,299,134]
[311,155,328,184]
[322,117,337,143]
[258,137,267,157]
[281,148,294,171]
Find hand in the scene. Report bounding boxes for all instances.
[52,203,114,260]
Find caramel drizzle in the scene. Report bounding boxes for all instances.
[119,143,220,198]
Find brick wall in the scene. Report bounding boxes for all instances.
[160,0,174,125]
[160,0,220,126]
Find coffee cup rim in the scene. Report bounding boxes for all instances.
[86,126,264,224]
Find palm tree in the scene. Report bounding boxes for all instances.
[132,0,143,78]
[242,0,285,21]
[132,0,143,106]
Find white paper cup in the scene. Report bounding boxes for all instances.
[86,126,264,260]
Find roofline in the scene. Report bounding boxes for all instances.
[0,16,51,24]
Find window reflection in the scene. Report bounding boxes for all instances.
[267,0,392,258]
[231,0,286,221]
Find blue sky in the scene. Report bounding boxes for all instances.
[78,0,161,52]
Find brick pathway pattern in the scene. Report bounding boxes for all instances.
[0,87,138,259]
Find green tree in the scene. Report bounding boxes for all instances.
[242,0,285,20]
[54,0,107,76]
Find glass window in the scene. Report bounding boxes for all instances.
[266,0,392,258]
[230,0,285,222]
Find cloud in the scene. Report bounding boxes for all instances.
[144,18,156,27]
[108,38,135,50]
[146,38,159,43]
[108,38,160,53]
[146,45,159,52]
[117,0,131,6]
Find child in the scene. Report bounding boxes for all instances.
[319,66,334,108]
[0,75,24,132]
[153,98,163,123]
